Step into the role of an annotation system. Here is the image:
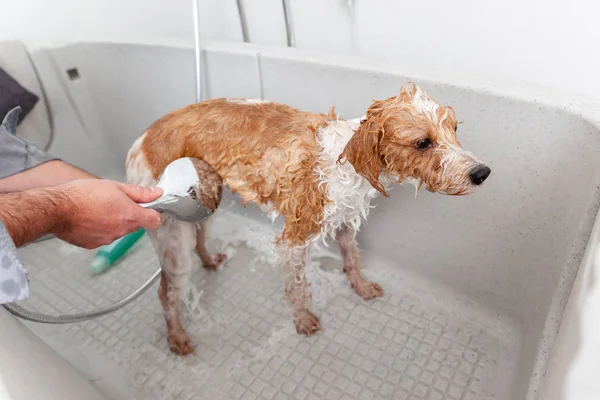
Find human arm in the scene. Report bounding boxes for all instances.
[0,159,97,193]
[0,179,163,249]
[0,107,163,248]
[0,179,162,304]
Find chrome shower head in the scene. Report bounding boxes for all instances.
[139,157,222,222]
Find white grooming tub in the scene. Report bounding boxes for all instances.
[4,41,600,400]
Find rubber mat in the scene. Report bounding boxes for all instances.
[17,209,519,400]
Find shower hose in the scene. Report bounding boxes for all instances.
[2,236,161,324]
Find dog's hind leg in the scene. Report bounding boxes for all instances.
[336,226,384,300]
[283,243,321,335]
[148,218,197,355]
[194,219,227,270]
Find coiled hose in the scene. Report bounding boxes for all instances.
[3,268,161,324]
[2,235,161,324]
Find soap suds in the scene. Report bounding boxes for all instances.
[206,206,340,270]
[181,205,343,336]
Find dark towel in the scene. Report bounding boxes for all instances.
[0,68,39,125]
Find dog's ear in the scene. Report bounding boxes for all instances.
[338,107,389,197]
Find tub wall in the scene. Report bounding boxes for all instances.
[40,40,600,318]
[0,308,110,400]
[2,0,600,102]
[28,44,196,178]
[26,41,600,399]
[202,43,600,399]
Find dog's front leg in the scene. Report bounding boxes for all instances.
[336,225,384,300]
[283,244,321,335]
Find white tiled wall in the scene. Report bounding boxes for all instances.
[1,0,598,99]
[204,43,262,100]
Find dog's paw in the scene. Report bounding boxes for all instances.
[203,253,228,271]
[294,309,321,336]
[168,331,195,355]
[354,281,384,300]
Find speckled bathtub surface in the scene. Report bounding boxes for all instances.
[17,209,520,400]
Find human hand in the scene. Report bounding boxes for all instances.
[52,179,163,249]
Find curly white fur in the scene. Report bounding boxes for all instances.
[314,117,387,242]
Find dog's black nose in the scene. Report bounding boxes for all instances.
[469,165,491,185]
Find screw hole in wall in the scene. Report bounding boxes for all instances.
[66,68,80,81]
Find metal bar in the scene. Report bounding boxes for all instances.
[236,0,250,42]
[192,0,202,102]
[281,0,295,47]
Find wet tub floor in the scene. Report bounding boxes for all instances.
[17,210,520,400]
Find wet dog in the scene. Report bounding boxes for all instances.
[126,83,490,354]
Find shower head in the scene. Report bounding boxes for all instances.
[139,157,222,222]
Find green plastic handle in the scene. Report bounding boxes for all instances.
[89,229,146,274]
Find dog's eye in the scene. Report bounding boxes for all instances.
[415,138,431,150]
[454,124,458,132]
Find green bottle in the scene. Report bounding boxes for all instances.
[89,229,146,274]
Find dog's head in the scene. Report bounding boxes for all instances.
[339,84,490,196]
